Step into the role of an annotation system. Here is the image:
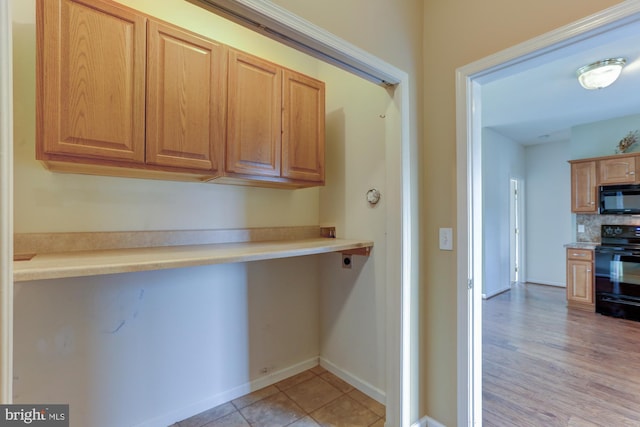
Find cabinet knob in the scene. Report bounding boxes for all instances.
[630,171,636,175]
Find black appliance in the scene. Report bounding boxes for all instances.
[599,184,640,214]
[595,224,640,321]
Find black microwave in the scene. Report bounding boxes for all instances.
[600,184,640,214]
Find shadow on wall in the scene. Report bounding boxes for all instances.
[322,108,347,227]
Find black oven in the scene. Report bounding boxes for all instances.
[595,225,640,321]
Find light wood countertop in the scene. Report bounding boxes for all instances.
[13,228,373,282]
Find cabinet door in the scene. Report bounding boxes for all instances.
[599,156,638,184]
[226,50,282,177]
[566,259,593,305]
[37,0,146,162]
[282,70,325,183]
[146,20,226,172]
[571,161,597,213]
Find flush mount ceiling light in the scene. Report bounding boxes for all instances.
[577,58,627,90]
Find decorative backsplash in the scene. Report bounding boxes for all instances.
[576,214,640,243]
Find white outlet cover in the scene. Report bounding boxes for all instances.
[439,228,453,251]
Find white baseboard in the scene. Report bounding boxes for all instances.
[135,357,319,427]
[482,284,511,299]
[412,415,447,427]
[319,357,386,405]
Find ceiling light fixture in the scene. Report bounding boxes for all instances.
[576,57,626,90]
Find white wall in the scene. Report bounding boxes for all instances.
[11,0,391,426]
[571,114,640,159]
[524,140,571,287]
[482,128,525,298]
[14,260,319,426]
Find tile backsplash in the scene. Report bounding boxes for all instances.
[576,214,640,243]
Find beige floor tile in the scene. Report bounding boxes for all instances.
[179,402,235,427]
[239,391,306,426]
[232,385,279,409]
[309,365,327,375]
[275,370,316,391]
[176,369,387,427]
[284,376,343,413]
[202,411,250,427]
[318,372,354,394]
[311,395,380,427]
[287,415,322,427]
[347,389,385,418]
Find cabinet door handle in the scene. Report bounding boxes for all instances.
[630,171,636,175]
[572,253,586,257]
[587,269,592,273]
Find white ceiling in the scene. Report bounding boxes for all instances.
[482,16,640,146]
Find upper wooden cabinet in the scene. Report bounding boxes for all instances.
[282,70,326,183]
[226,50,282,178]
[146,20,226,173]
[570,161,597,213]
[569,152,640,213]
[226,50,326,186]
[36,0,325,188]
[37,0,146,163]
[599,156,639,184]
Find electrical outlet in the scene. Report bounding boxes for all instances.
[439,228,453,251]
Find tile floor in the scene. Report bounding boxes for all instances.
[171,365,385,427]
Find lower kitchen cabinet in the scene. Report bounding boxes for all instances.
[566,248,594,311]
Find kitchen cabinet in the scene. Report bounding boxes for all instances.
[599,156,639,184]
[37,0,325,188]
[570,161,597,213]
[37,0,146,163]
[566,248,594,311]
[282,70,325,183]
[225,50,326,187]
[226,49,282,178]
[146,20,226,173]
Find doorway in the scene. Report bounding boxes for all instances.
[456,3,640,425]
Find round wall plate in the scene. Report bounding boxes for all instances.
[366,188,381,205]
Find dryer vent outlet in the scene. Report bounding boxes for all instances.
[342,254,352,269]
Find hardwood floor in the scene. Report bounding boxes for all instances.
[483,283,640,426]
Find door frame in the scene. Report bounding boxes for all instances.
[456,2,640,425]
[509,178,523,284]
[0,0,14,405]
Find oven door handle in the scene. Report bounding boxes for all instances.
[596,249,640,258]
[601,297,640,307]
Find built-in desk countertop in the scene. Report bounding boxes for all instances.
[13,227,373,282]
